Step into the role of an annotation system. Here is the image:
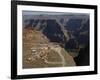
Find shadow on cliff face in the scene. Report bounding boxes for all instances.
[74,45,89,66]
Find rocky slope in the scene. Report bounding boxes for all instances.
[23,27,76,68]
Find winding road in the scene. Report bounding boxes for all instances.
[50,46,66,66]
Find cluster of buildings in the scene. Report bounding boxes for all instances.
[27,44,50,62]
[27,43,60,62]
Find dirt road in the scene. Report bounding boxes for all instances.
[50,46,66,66]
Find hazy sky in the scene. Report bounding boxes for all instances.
[22,10,89,16]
